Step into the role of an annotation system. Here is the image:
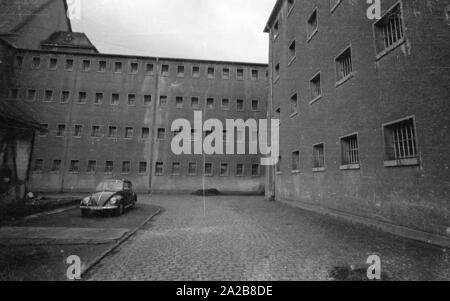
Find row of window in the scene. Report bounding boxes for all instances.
[32,159,262,177]
[10,88,261,111]
[277,116,419,173]
[16,55,264,81]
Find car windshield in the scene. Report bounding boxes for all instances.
[95,180,123,192]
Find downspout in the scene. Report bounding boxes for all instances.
[148,58,160,193]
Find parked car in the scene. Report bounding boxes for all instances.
[80,179,137,217]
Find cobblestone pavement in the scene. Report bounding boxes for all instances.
[87,195,450,281]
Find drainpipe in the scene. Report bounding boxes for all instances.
[147,57,160,193]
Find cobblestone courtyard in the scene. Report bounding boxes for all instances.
[87,195,450,281]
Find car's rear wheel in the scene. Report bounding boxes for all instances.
[116,203,125,216]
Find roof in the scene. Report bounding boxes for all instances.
[0,0,71,35]
[0,99,44,130]
[40,31,99,53]
[264,0,284,33]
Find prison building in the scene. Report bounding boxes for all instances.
[264,0,450,239]
[0,0,268,194]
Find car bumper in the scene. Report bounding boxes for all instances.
[80,205,118,211]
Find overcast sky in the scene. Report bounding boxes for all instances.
[71,0,276,63]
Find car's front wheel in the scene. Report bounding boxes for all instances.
[115,203,125,216]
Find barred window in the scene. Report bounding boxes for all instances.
[128,94,136,106]
[139,162,148,173]
[155,162,164,176]
[204,163,213,176]
[144,95,152,106]
[111,93,120,105]
[98,61,107,72]
[341,134,359,166]
[82,60,91,72]
[161,64,169,76]
[91,125,101,137]
[159,95,168,107]
[87,160,97,173]
[141,127,150,139]
[44,90,54,102]
[61,91,70,103]
[292,151,300,171]
[223,68,230,79]
[122,161,131,174]
[114,62,122,73]
[237,99,244,111]
[157,128,166,140]
[336,47,352,82]
[220,164,229,177]
[130,62,139,74]
[291,93,298,115]
[33,159,43,172]
[125,127,134,139]
[251,164,260,176]
[384,118,417,161]
[31,56,41,69]
[310,73,321,101]
[207,67,215,79]
[52,160,61,172]
[176,96,184,109]
[236,164,244,176]
[313,144,325,169]
[74,125,83,138]
[288,40,296,62]
[146,63,154,74]
[49,58,58,70]
[192,66,200,78]
[57,124,66,137]
[65,59,74,71]
[191,97,199,109]
[188,162,197,175]
[206,98,214,110]
[251,69,258,80]
[95,93,104,104]
[78,92,87,104]
[307,9,318,39]
[237,68,244,80]
[374,4,404,55]
[105,161,114,173]
[69,160,80,173]
[108,126,117,138]
[177,65,185,77]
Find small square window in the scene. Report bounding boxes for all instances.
[159,95,168,108]
[69,160,80,173]
[313,143,325,170]
[44,90,54,102]
[157,128,166,140]
[125,127,134,139]
[16,56,24,68]
[91,125,101,137]
[220,163,229,177]
[188,162,197,175]
[310,73,321,101]
[341,134,360,167]
[222,98,229,110]
[383,118,418,164]
[204,163,213,176]
[177,65,185,77]
[128,94,136,106]
[191,97,199,109]
[108,126,118,138]
[155,162,164,176]
[111,93,120,105]
[237,99,244,111]
[122,161,131,174]
[31,57,41,69]
[176,96,184,109]
[139,162,148,174]
[78,92,87,104]
[161,64,169,76]
[192,66,200,78]
[95,93,104,104]
[105,161,114,174]
[251,164,260,176]
[172,162,181,175]
[49,58,58,70]
[237,68,244,80]
[33,159,44,172]
[57,124,66,137]
[336,47,353,83]
[207,67,215,79]
[251,69,258,80]
[251,99,259,111]
[98,61,107,72]
[87,160,97,173]
[141,127,150,139]
[27,89,37,101]
[292,150,300,172]
[114,62,122,73]
[144,95,152,106]
[307,9,318,40]
[206,98,214,110]
[51,160,61,172]
[65,59,74,71]
[61,91,70,103]
[82,60,91,71]
[236,164,244,177]
[146,63,154,74]
[74,125,83,137]
[222,68,230,79]
[130,62,139,73]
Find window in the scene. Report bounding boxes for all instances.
[176,96,184,109]
[292,151,300,172]
[313,143,325,170]
[251,69,258,80]
[65,59,74,71]
[207,67,215,79]
[273,21,279,39]
[341,134,360,168]
[108,126,117,138]
[125,127,134,139]
[122,161,131,174]
[251,164,260,176]
[87,160,97,173]
[95,93,104,105]
[274,63,280,79]
[9,88,18,100]
[330,0,343,12]
[157,128,166,140]
[177,65,185,77]
[251,99,259,111]
[111,93,120,105]
[220,163,229,177]
[307,9,318,40]
[288,40,296,64]
[39,124,48,136]
[291,93,298,115]
[141,127,150,139]
[16,56,24,68]
[287,0,295,14]
[237,99,244,111]
[236,164,244,177]
[161,64,169,76]
[130,62,139,74]
[74,125,83,137]
[144,95,152,106]
[82,60,91,72]
[61,91,70,103]
[191,97,199,109]
[159,95,168,108]
[188,162,197,175]
[31,57,41,69]
[69,160,80,173]
[128,94,136,106]
[78,92,87,104]
[155,162,164,176]
[91,125,101,137]
[51,160,61,173]
[105,161,114,174]
[192,66,200,78]
[374,4,404,57]
[172,162,181,175]
[49,58,58,70]
[310,73,321,102]
[33,159,44,172]
[336,47,353,83]
[237,68,244,80]
[222,68,230,79]
[139,162,148,174]
[44,90,53,102]
[204,163,213,176]
[146,63,154,74]
[114,62,122,73]
[383,117,418,166]
[27,89,36,101]
[98,60,107,72]
[206,98,214,110]
[57,124,66,137]
[222,98,229,110]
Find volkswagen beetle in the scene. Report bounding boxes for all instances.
[80,179,137,217]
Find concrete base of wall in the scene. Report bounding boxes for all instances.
[278,198,450,249]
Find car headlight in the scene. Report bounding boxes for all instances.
[82,197,90,205]
[109,197,120,206]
